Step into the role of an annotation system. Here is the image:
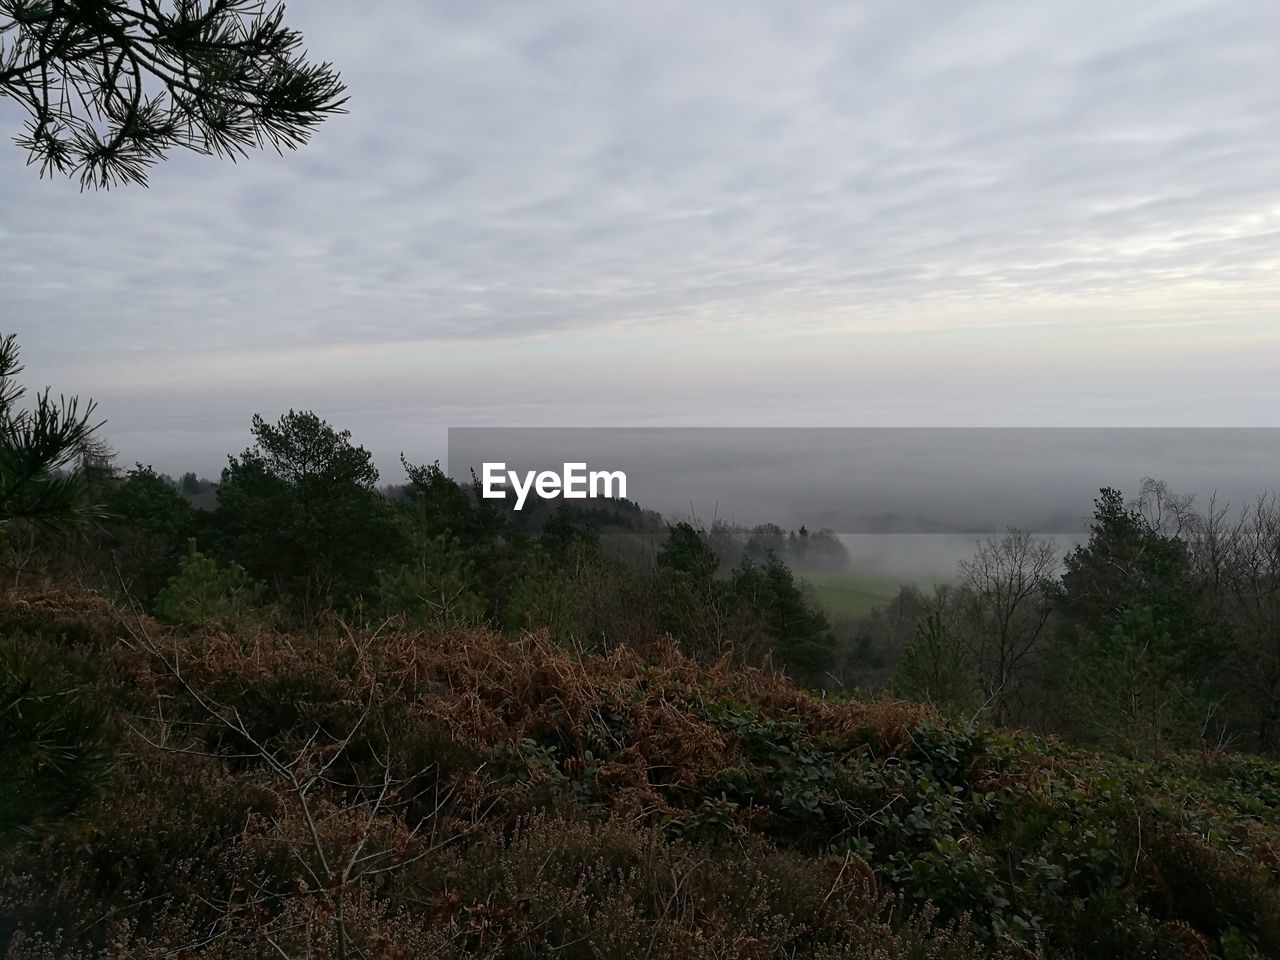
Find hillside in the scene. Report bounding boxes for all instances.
[3,590,1279,959]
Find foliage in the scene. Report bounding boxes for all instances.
[741,522,851,571]
[655,524,836,675]
[537,503,600,565]
[505,550,579,643]
[3,367,1279,960]
[1064,605,1214,756]
[101,465,192,542]
[0,632,108,841]
[376,532,487,630]
[0,334,104,538]
[656,521,729,656]
[895,603,983,718]
[399,456,525,617]
[4,590,1279,959]
[152,546,261,628]
[100,464,199,602]
[729,553,837,677]
[1054,487,1228,750]
[1061,487,1222,670]
[215,410,401,621]
[0,0,347,187]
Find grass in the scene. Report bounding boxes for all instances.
[799,568,918,620]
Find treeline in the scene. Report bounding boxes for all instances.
[845,480,1280,757]
[4,325,1279,761]
[9,409,844,680]
[703,521,851,572]
[10,404,1280,759]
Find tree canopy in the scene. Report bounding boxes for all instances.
[0,0,346,187]
[216,410,394,620]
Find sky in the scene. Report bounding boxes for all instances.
[2,0,1278,483]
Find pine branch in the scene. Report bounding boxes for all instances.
[0,0,346,187]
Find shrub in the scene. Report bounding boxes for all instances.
[0,633,109,840]
[152,547,262,628]
[376,533,487,629]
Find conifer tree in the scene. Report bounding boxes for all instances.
[0,334,103,536]
[895,603,983,716]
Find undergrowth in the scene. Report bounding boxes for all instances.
[1,589,1278,959]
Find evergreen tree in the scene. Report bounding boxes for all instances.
[0,336,110,838]
[153,544,261,627]
[102,464,198,602]
[728,554,836,677]
[400,458,499,541]
[1061,488,1218,664]
[895,602,983,717]
[1058,487,1225,743]
[656,522,726,655]
[1066,605,1211,756]
[216,410,399,621]
[0,334,104,537]
[538,503,600,565]
[376,533,486,631]
[399,457,523,617]
[0,634,108,840]
[506,550,579,644]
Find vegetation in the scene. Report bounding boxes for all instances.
[800,569,905,621]
[894,604,982,718]
[152,545,262,628]
[0,626,107,840]
[0,334,103,537]
[0,0,346,187]
[0,591,1278,958]
[216,411,398,624]
[4,338,1280,957]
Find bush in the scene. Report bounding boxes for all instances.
[376,534,487,629]
[152,547,262,628]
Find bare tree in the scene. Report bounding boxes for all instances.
[1134,477,1198,538]
[1192,494,1280,749]
[957,529,1058,725]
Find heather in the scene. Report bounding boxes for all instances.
[3,590,1278,959]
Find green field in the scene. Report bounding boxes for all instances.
[798,568,954,621]
[797,569,907,620]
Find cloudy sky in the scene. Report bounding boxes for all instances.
[2,0,1277,480]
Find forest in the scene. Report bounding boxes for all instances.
[4,337,1280,959]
